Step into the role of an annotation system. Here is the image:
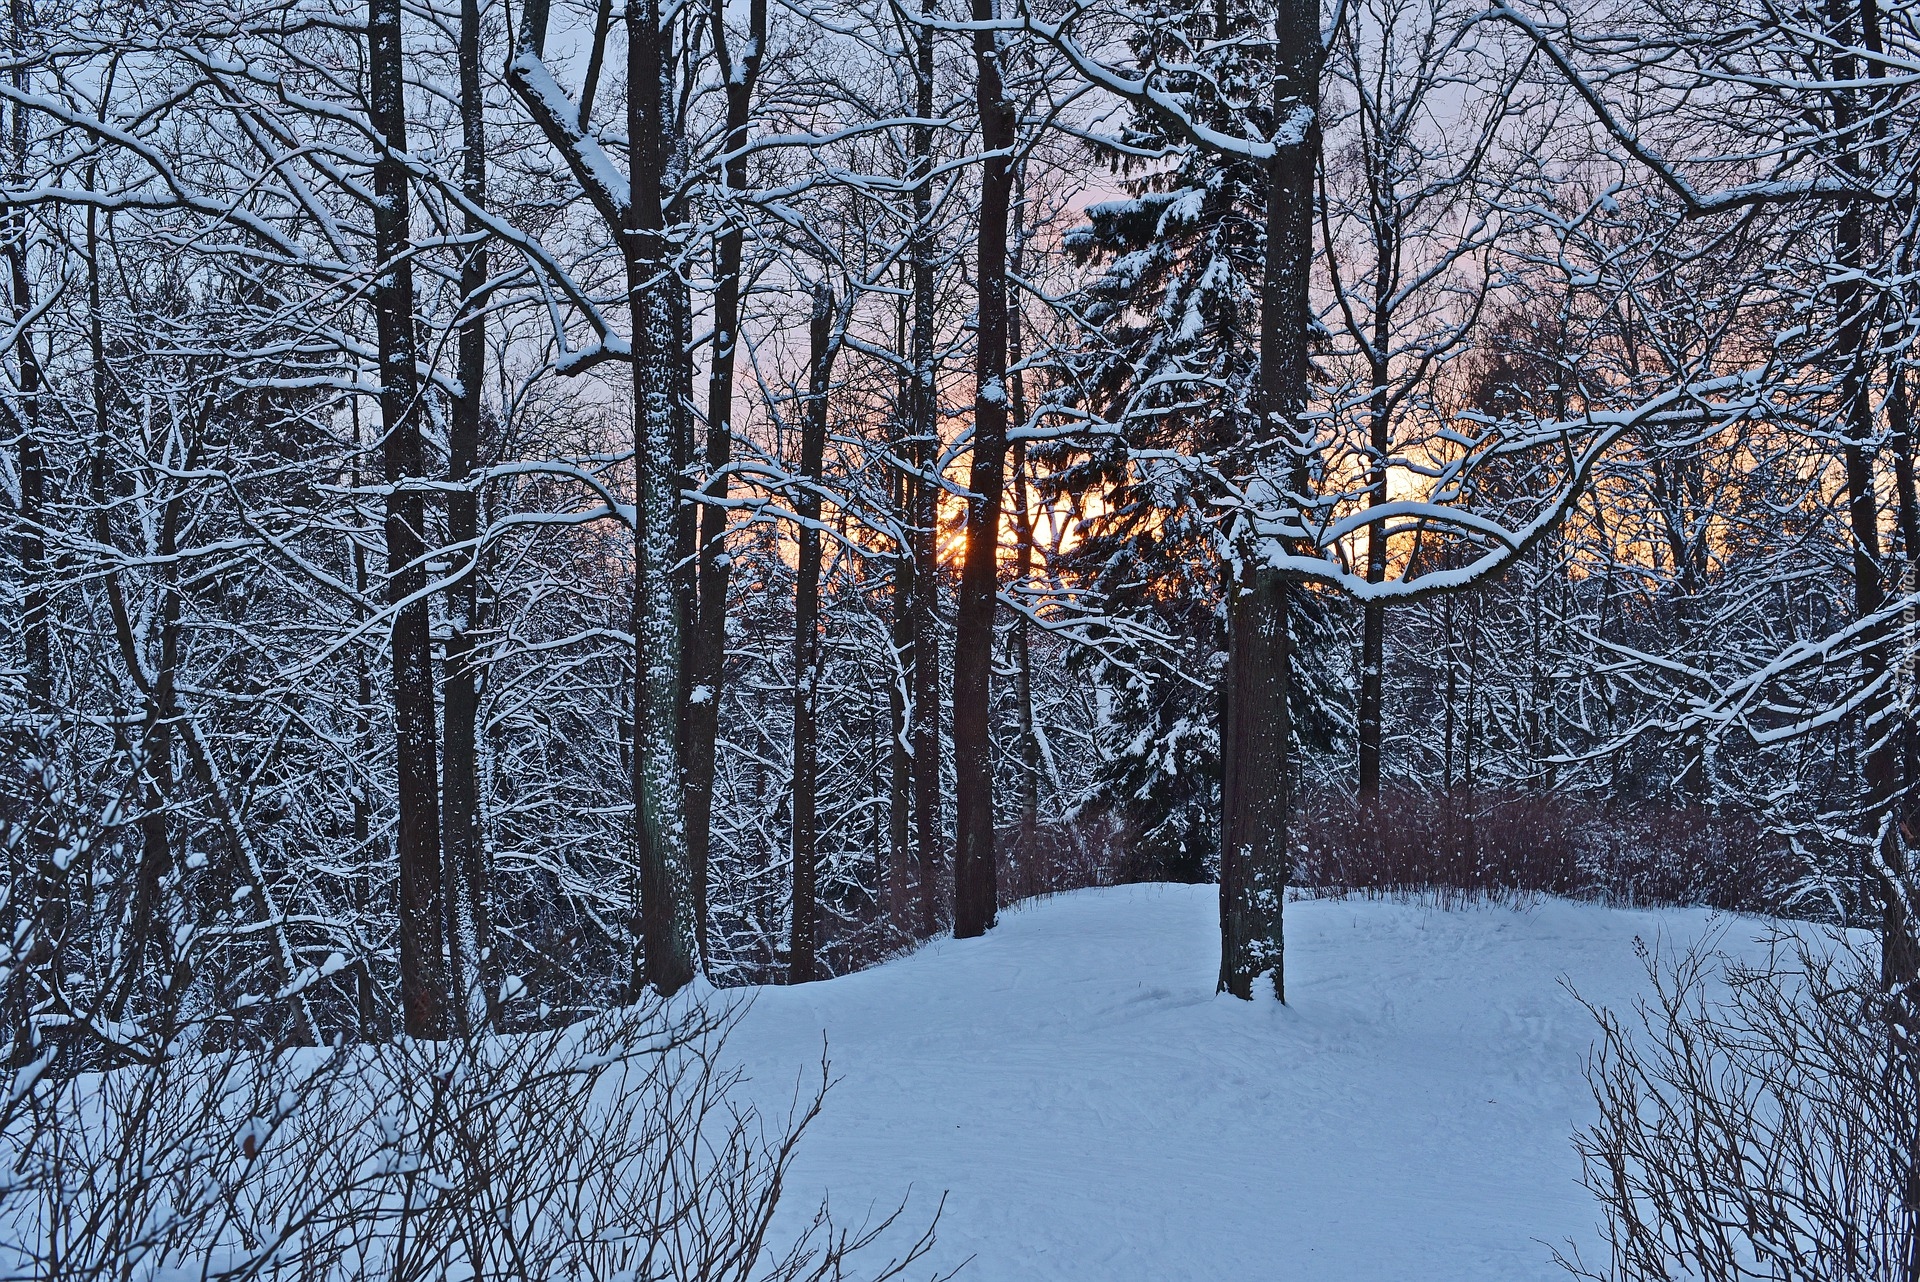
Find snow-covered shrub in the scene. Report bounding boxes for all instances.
[0,999,943,1281]
[1560,931,1918,1281]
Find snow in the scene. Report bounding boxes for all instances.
[720,883,1781,1281]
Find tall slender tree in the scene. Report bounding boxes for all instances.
[442,0,493,1028]
[1218,0,1320,1000]
[625,0,698,995]
[508,0,699,994]
[790,281,838,982]
[907,1,945,937]
[952,0,1018,939]
[685,0,771,970]
[369,0,448,1037]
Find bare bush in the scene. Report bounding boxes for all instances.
[0,1000,945,1281]
[1558,932,1920,1281]
[1292,790,1799,916]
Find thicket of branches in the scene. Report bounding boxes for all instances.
[0,0,1915,1078]
[0,995,945,1279]
[1560,931,1918,1281]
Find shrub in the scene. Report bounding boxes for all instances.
[1557,930,1919,1281]
[1291,790,1800,916]
[0,998,946,1281]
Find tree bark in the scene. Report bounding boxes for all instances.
[1357,346,1388,798]
[369,0,448,1038]
[667,127,698,828]
[683,0,768,970]
[1891,375,1919,853]
[6,0,53,1062]
[790,283,835,983]
[1008,204,1040,874]
[1219,16,1317,1001]
[88,209,179,1026]
[507,0,695,994]
[1827,0,1913,995]
[888,286,914,932]
[627,0,697,995]
[952,0,1016,940]
[1221,566,1289,999]
[442,0,493,1029]
[909,10,944,937]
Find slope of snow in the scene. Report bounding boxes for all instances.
[720,884,1797,1281]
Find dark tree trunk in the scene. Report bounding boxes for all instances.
[442,0,493,1029]
[1008,208,1040,871]
[1892,375,1920,851]
[1827,0,1913,995]
[952,0,1016,940]
[7,4,54,1062]
[1441,592,1457,793]
[1357,352,1388,799]
[89,210,179,1026]
[507,0,694,994]
[7,58,43,722]
[369,0,447,1038]
[350,400,382,1040]
[1219,18,1318,1001]
[1840,6,1920,1257]
[1010,440,1039,872]
[627,0,696,995]
[909,11,944,937]
[1221,567,1290,1000]
[668,127,698,810]
[683,0,767,970]
[888,288,915,931]
[790,284,835,983]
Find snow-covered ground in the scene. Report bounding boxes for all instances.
[723,883,1784,1281]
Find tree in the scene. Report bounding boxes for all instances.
[790,280,843,982]
[1317,0,1526,798]
[1027,0,1325,998]
[950,0,1019,940]
[508,0,699,994]
[368,0,448,1038]
[442,0,494,1028]
[684,0,772,970]
[1494,0,1920,1003]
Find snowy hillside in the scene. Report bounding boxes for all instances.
[726,884,1779,1282]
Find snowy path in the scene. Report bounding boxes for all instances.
[722,884,1770,1281]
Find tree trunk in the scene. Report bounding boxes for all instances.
[627,0,696,995]
[1891,374,1919,853]
[88,209,179,1026]
[888,287,915,932]
[667,126,698,819]
[369,0,447,1038]
[1008,208,1040,876]
[952,0,1015,940]
[350,398,382,1040]
[1011,451,1039,878]
[6,1,54,1062]
[790,283,835,983]
[442,0,493,1030]
[1357,352,1387,799]
[683,0,767,970]
[1221,567,1289,999]
[1827,0,1913,995]
[1219,22,1317,1001]
[909,11,944,937]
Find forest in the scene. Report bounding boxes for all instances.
[1,0,1918,1274]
